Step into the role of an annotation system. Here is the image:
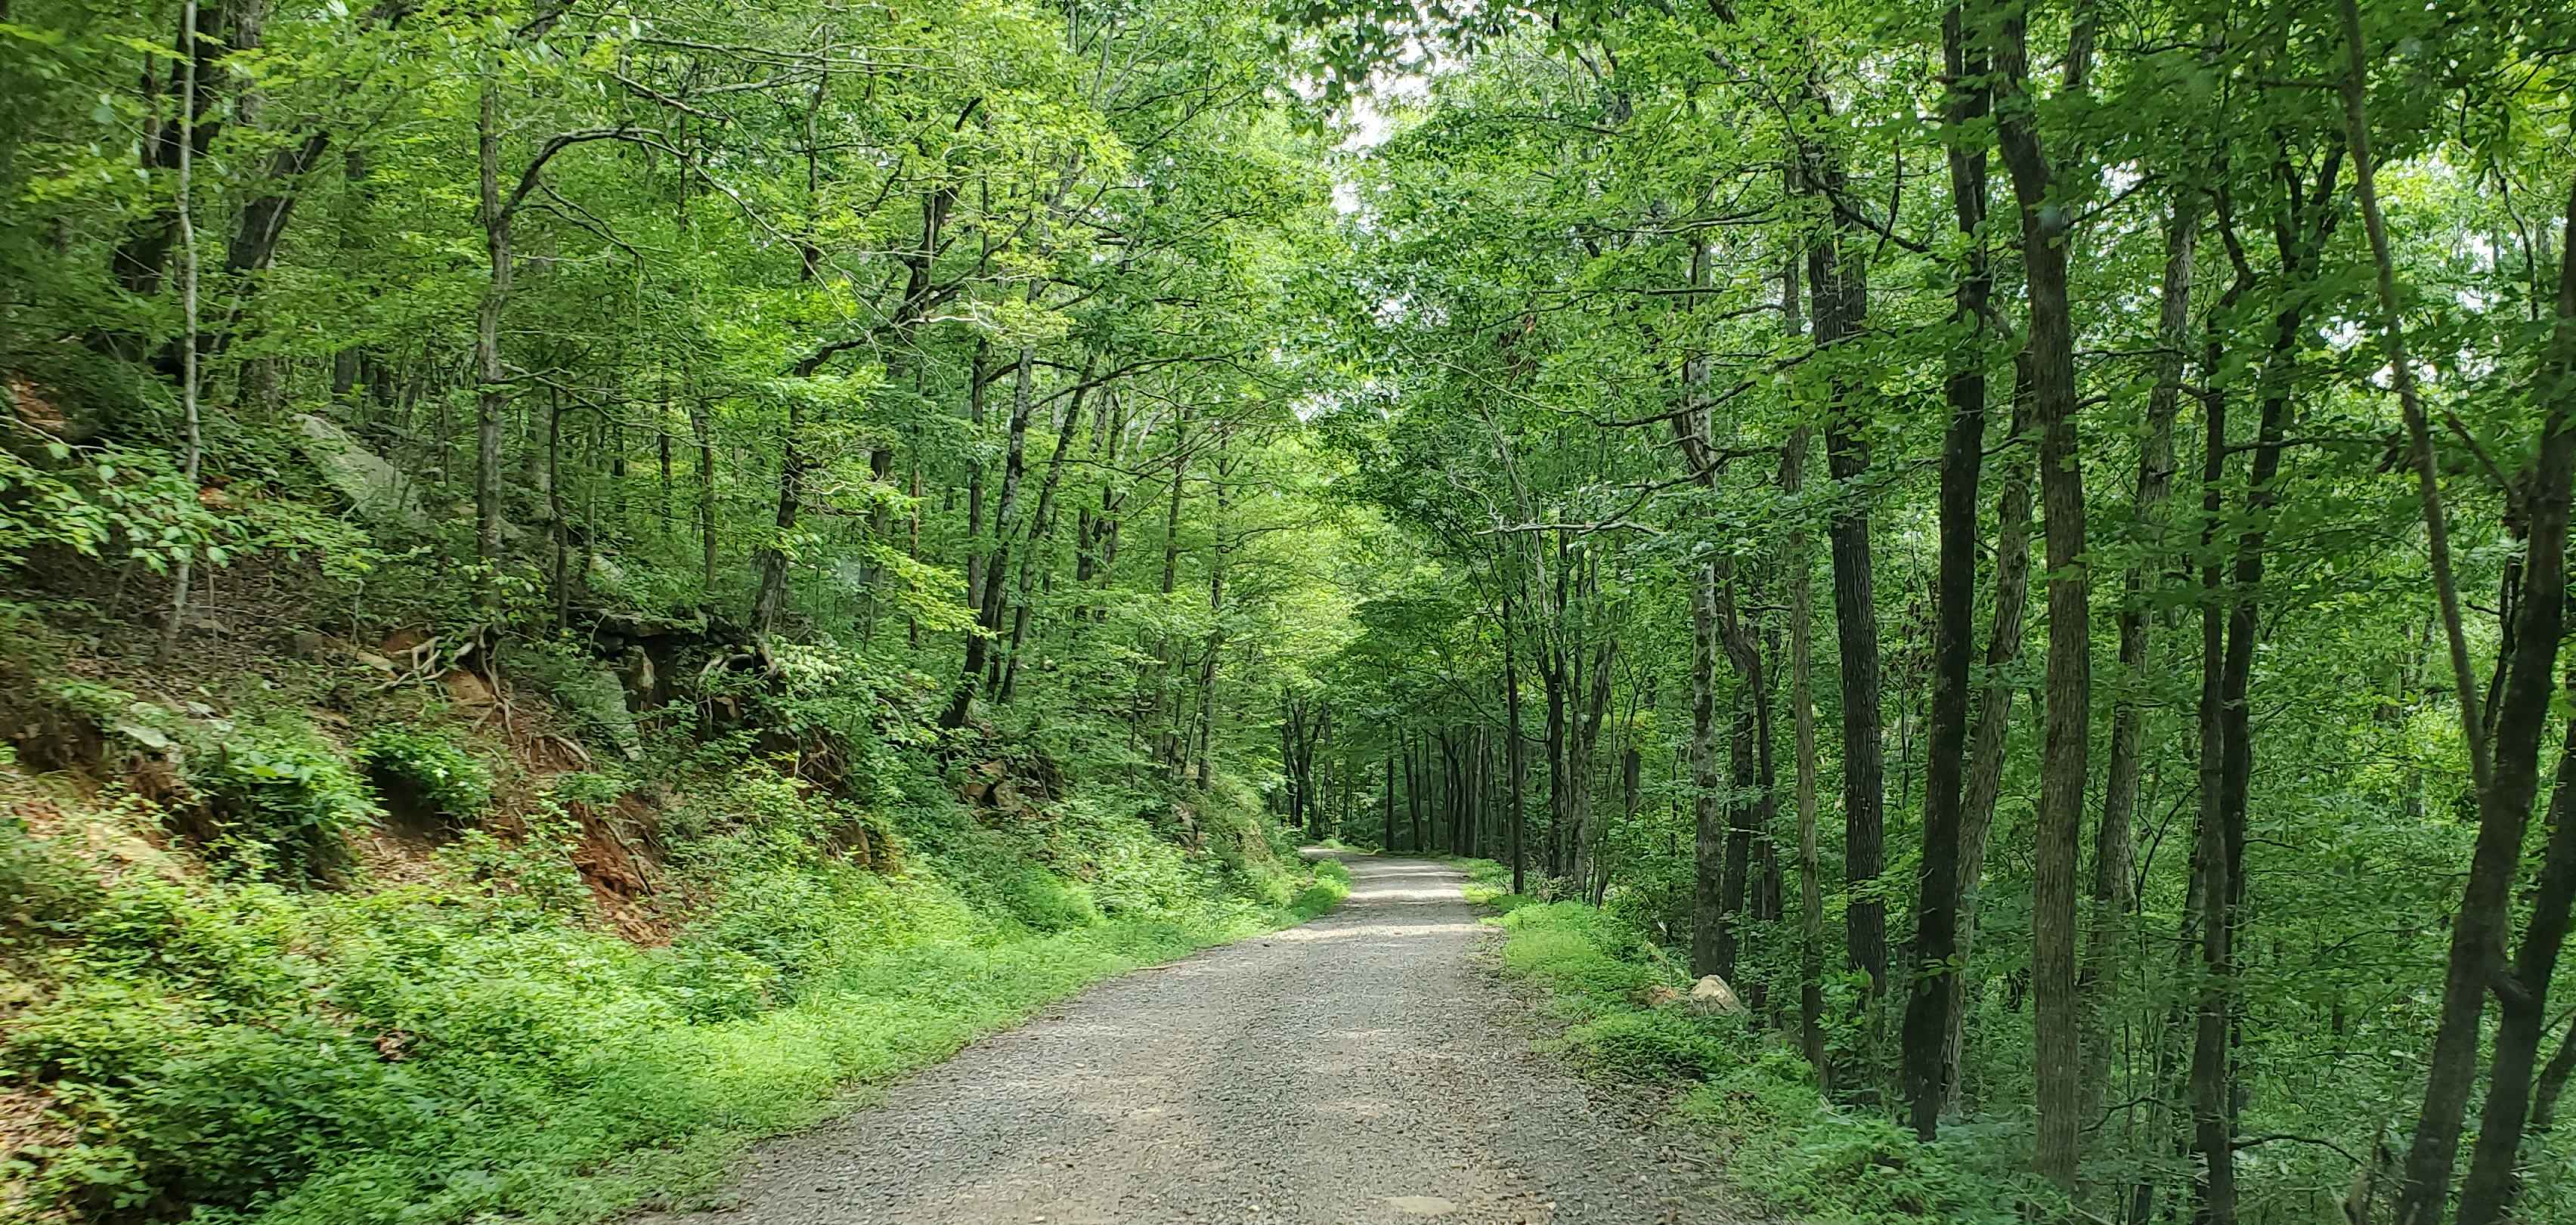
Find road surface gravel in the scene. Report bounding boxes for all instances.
[635,854,1745,1224]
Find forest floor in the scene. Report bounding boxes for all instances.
[630,853,1752,1225]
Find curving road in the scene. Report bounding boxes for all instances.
[636,855,1741,1224]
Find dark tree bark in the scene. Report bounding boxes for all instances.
[2084,192,2200,1130]
[1946,370,2034,1109]
[691,388,717,601]
[1810,200,1886,995]
[941,348,1037,728]
[1505,592,1528,896]
[472,76,509,577]
[1990,0,2094,1183]
[1717,678,1755,979]
[1714,573,1773,983]
[110,0,227,308]
[997,363,1102,704]
[1689,561,1728,979]
[1903,4,1989,1139]
[2449,166,2576,1225]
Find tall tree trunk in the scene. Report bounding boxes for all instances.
[1714,573,1773,983]
[1149,410,1192,767]
[1903,5,1989,1137]
[1811,201,1886,996]
[1568,634,1615,893]
[546,391,568,630]
[2449,167,2576,1225]
[1690,561,1728,978]
[1992,0,2092,1180]
[2534,1015,2576,1135]
[2085,193,2200,1134]
[1505,592,1528,895]
[692,389,717,601]
[749,386,804,637]
[110,0,224,311]
[1781,292,1828,1081]
[1946,375,2036,1109]
[966,342,992,614]
[1717,677,1755,979]
[942,348,1037,729]
[999,366,1101,704]
[1181,436,1231,776]
[156,0,205,664]
[474,72,510,578]
[2341,0,2576,1210]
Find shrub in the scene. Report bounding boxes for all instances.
[1676,1051,2036,1225]
[354,726,492,830]
[1496,902,1663,1000]
[1484,892,2039,1225]
[187,717,378,883]
[1562,1008,1741,1081]
[0,813,101,943]
[992,863,1101,933]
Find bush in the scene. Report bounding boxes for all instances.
[1496,902,1664,1000]
[0,813,101,943]
[1484,892,2038,1225]
[0,680,1325,1224]
[354,726,492,829]
[187,717,378,882]
[1289,857,1351,918]
[1562,1008,1741,1081]
[991,862,1101,933]
[1674,1050,2039,1225]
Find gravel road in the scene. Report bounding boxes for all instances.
[636,854,1743,1224]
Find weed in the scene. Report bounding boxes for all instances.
[355,725,493,830]
[1485,895,2038,1224]
[187,716,378,883]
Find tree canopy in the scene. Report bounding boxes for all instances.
[5,0,2576,1220]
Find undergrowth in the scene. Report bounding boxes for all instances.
[1,735,1343,1225]
[1480,896,2053,1225]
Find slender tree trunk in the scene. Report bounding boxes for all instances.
[1782,326,1828,1080]
[943,348,1037,729]
[1612,735,1640,905]
[1690,561,1727,978]
[2085,194,2200,1134]
[1568,634,1615,892]
[2347,5,2576,1211]
[1150,409,1192,766]
[966,342,992,614]
[1505,592,1528,894]
[999,367,1101,703]
[546,391,568,630]
[1180,438,1231,775]
[1714,572,1773,985]
[474,71,510,578]
[1946,373,2035,1107]
[749,388,803,637]
[1717,677,1755,979]
[2534,1015,2576,1134]
[1903,7,1988,1136]
[692,391,717,601]
[157,0,204,664]
[1992,0,2090,1182]
[2450,167,2576,1225]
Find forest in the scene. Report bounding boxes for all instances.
[0,0,2572,1221]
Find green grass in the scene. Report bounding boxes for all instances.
[1481,896,2046,1225]
[2,769,1348,1225]
[246,899,1343,1225]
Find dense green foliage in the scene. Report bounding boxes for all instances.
[5,0,2576,1220]
[0,0,1361,1220]
[1281,3,2576,1224]
[0,761,1340,1224]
